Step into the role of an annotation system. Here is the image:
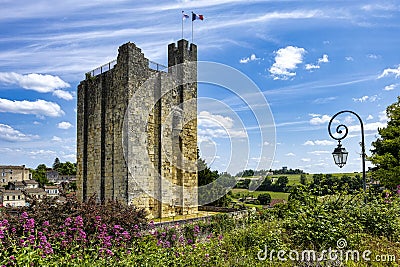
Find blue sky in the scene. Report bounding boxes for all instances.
[0,0,399,174]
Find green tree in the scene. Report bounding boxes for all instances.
[52,157,61,171]
[276,176,289,191]
[370,97,400,189]
[242,169,255,177]
[58,161,77,175]
[32,164,49,187]
[300,174,307,185]
[257,193,271,205]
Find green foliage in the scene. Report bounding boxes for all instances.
[53,157,61,170]
[300,174,307,185]
[32,163,49,187]
[198,151,233,207]
[257,193,271,205]
[370,96,400,189]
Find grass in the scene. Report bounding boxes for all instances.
[231,189,289,201]
[267,172,363,186]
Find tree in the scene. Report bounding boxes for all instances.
[300,174,307,185]
[370,97,400,189]
[257,193,271,205]
[197,150,233,207]
[32,164,49,187]
[52,157,61,171]
[58,161,77,175]
[276,176,289,191]
[242,169,255,177]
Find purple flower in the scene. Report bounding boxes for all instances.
[9,256,15,261]
[205,254,209,258]
[134,224,139,230]
[21,212,28,219]
[74,216,84,228]
[187,239,193,244]
[218,234,223,240]
[164,241,171,248]
[42,221,50,227]
[95,216,101,221]
[65,217,72,226]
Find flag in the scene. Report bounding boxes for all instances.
[192,12,204,21]
[182,11,189,20]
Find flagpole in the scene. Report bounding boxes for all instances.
[191,12,194,43]
[181,11,184,40]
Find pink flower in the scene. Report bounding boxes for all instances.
[43,221,50,227]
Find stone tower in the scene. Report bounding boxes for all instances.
[76,39,198,218]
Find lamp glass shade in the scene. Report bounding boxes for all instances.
[332,144,348,168]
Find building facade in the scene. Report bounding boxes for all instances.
[0,165,32,187]
[77,39,198,218]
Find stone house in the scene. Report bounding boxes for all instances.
[44,185,60,197]
[46,169,76,185]
[24,188,46,201]
[0,165,32,187]
[23,180,39,189]
[0,190,26,207]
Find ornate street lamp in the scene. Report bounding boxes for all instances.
[328,110,366,192]
[331,141,348,168]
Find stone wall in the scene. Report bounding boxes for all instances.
[77,39,198,218]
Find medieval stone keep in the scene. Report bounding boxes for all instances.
[76,39,198,218]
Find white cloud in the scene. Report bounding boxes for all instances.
[285,152,296,156]
[378,66,400,79]
[367,115,374,120]
[367,54,380,59]
[303,140,335,146]
[269,46,306,80]
[29,150,56,156]
[58,121,73,129]
[352,95,378,102]
[308,150,330,155]
[52,136,62,142]
[239,53,259,64]
[263,141,270,146]
[53,90,73,100]
[309,114,331,125]
[318,54,329,64]
[305,64,320,70]
[384,84,397,91]
[198,111,234,129]
[0,98,64,117]
[345,56,354,61]
[0,72,70,93]
[198,111,247,138]
[0,124,39,142]
[348,122,386,132]
[305,54,329,71]
[378,110,387,122]
[313,97,337,104]
[301,158,311,162]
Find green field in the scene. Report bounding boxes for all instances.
[242,172,363,186]
[231,188,289,200]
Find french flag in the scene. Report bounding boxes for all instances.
[192,12,204,21]
[182,11,189,20]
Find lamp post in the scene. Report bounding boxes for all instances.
[328,110,366,193]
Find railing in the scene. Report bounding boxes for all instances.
[86,59,167,78]
[149,60,167,72]
[87,59,117,77]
